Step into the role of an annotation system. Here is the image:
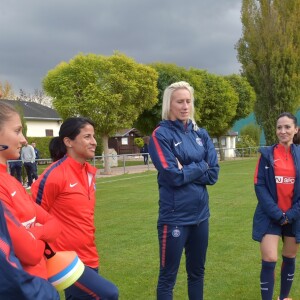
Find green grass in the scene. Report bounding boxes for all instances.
[59,158,300,299]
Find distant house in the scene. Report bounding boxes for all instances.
[1,99,62,137]
[108,128,143,154]
[212,131,238,158]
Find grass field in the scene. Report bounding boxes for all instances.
[59,158,300,299]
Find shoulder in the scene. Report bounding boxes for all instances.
[292,143,300,151]
[291,144,300,159]
[41,157,69,178]
[194,127,209,136]
[0,172,12,189]
[259,145,274,156]
[33,160,69,193]
[151,127,176,146]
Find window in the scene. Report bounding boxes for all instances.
[212,138,218,148]
[45,129,53,137]
[221,137,226,146]
[121,137,128,145]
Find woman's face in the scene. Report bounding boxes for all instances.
[0,113,26,164]
[169,88,192,124]
[64,124,97,163]
[276,116,298,146]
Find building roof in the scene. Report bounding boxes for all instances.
[0,99,61,121]
[113,128,142,137]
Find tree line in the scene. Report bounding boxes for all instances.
[42,53,256,169]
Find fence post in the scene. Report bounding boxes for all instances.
[122,155,126,174]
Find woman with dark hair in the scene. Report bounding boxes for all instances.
[31,117,118,300]
[0,102,60,299]
[253,112,300,300]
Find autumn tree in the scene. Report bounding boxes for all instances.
[43,52,158,174]
[236,0,300,145]
[18,89,53,107]
[0,80,15,99]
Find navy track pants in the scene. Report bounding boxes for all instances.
[157,220,209,300]
[65,266,118,300]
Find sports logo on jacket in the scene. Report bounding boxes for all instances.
[196,137,203,146]
[275,176,295,184]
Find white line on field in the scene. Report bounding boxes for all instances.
[222,173,250,175]
[96,173,156,184]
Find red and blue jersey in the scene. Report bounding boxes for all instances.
[0,164,61,279]
[31,155,99,268]
[253,144,300,242]
[0,201,59,299]
[273,144,295,212]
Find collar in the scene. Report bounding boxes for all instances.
[275,143,291,154]
[161,119,194,132]
[66,155,97,175]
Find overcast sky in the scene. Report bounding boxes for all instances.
[1,0,243,94]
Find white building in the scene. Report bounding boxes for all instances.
[213,131,239,158]
[1,99,62,137]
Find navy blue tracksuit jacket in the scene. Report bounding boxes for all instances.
[149,119,219,226]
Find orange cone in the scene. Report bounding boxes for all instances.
[45,243,84,291]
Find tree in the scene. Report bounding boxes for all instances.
[134,63,205,135]
[134,63,190,135]
[224,74,256,128]
[43,52,158,174]
[18,89,53,108]
[190,69,239,160]
[240,123,262,146]
[236,134,257,157]
[0,80,15,99]
[236,0,300,145]
[134,137,144,149]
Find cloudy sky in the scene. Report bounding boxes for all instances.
[1,0,243,94]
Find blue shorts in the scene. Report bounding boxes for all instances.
[265,222,294,238]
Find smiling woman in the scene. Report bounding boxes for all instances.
[31,117,119,300]
[253,112,300,300]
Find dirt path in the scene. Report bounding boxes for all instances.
[96,164,156,178]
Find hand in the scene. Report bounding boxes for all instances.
[281,219,288,226]
[280,213,289,226]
